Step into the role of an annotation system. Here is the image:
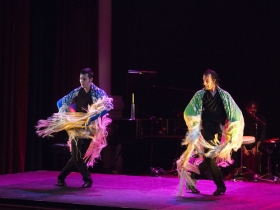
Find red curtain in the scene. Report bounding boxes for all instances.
[0,0,99,174]
[0,0,30,174]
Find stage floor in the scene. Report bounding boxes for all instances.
[0,171,279,210]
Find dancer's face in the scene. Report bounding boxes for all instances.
[80,73,93,91]
[203,74,216,91]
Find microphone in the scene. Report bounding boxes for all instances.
[248,111,257,119]
[249,111,255,115]
[248,111,266,125]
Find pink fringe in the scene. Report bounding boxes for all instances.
[83,115,112,167]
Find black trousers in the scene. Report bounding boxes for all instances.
[194,129,225,188]
[198,156,225,188]
[58,139,92,182]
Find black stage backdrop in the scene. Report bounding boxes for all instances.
[1,0,280,174]
[111,0,280,138]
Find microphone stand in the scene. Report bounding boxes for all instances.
[250,112,262,179]
[249,111,265,177]
[254,118,259,180]
[249,112,277,182]
[240,112,263,180]
[249,112,266,125]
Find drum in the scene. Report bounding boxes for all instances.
[263,138,279,150]
[242,136,255,145]
[264,138,279,144]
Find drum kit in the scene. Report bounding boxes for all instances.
[235,136,280,183]
[258,137,279,182]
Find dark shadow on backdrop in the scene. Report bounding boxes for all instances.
[111,0,280,138]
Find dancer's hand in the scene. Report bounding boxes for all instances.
[251,146,257,155]
[85,114,100,126]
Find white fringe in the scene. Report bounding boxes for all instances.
[35,97,113,167]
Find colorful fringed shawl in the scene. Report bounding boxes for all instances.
[35,97,113,167]
[176,87,244,196]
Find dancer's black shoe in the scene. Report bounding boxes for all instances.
[187,185,200,194]
[213,186,226,195]
[56,179,66,187]
[82,181,93,188]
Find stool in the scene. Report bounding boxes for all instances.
[52,143,70,170]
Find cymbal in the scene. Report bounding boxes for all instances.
[264,138,279,143]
